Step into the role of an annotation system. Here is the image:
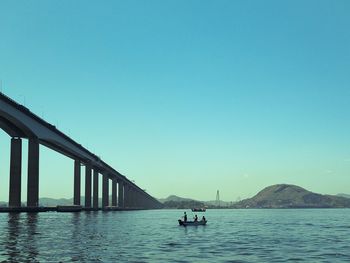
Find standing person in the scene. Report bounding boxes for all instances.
[194,214,198,222]
[183,212,187,222]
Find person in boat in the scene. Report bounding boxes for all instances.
[194,214,198,222]
[183,212,187,222]
[202,216,206,222]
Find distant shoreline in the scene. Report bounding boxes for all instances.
[160,184,350,209]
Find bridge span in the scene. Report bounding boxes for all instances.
[0,92,163,211]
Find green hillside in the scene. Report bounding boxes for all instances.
[234,184,350,208]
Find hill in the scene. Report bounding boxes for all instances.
[39,197,73,206]
[337,193,350,199]
[233,184,350,208]
[158,195,232,208]
[158,195,195,203]
[158,195,205,209]
[204,200,232,207]
[0,197,106,207]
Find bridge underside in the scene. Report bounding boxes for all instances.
[0,92,163,211]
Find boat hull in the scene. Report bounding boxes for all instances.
[191,208,206,212]
[178,219,207,226]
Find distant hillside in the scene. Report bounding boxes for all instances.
[163,200,205,209]
[158,195,195,203]
[39,197,73,206]
[234,184,350,208]
[0,197,106,207]
[337,193,350,199]
[159,195,203,209]
[158,195,231,208]
[204,200,232,207]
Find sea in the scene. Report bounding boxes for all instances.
[0,209,349,262]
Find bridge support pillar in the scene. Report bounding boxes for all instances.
[132,188,137,208]
[123,184,127,208]
[74,160,81,205]
[128,187,134,208]
[112,180,117,206]
[138,192,142,208]
[118,180,124,208]
[102,174,109,209]
[128,185,132,208]
[9,138,22,207]
[85,164,92,208]
[93,169,99,209]
[27,138,39,207]
[133,190,138,209]
[124,184,130,208]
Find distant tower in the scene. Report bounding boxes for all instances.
[216,190,220,207]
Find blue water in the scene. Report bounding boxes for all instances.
[0,209,350,262]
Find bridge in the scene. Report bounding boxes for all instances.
[0,92,163,211]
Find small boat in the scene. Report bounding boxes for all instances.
[191,208,206,212]
[56,205,82,212]
[178,219,207,226]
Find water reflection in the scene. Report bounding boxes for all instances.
[26,213,39,262]
[1,209,349,262]
[5,213,21,262]
[2,213,39,262]
[70,212,84,262]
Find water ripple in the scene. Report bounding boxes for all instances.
[0,209,350,262]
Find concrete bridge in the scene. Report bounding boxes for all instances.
[0,92,163,211]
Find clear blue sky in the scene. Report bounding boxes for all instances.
[0,0,349,201]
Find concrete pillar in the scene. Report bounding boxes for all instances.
[132,188,137,208]
[129,187,134,208]
[136,191,141,208]
[9,138,22,207]
[125,184,130,208]
[73,160,81,205]
[85,164,92,208]
[27,138,39,207]
[102,174,109,209]
[134,189,139,208]
[112,180,117,206]
[93,169,99,209]
[133,190,138,208]
[123,184,128,208]
[138,192,143,208]
[118,180,124,208]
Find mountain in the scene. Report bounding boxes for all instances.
[38,197,72,206]
[337,193,350,199]
[0,197,107,207]
[163,200,205,209]
[159,195,204,209]
[158,195,195,203]
[203,200,232,207]
[234,184,350,208]
[158,195,232,208]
